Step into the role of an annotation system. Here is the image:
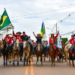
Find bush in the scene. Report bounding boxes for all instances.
[56,38,68,44]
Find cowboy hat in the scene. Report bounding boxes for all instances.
[9,35,14,37]
[16,31,21,34]
[6,33,9,35]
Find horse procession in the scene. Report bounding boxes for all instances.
[0,30,75,67]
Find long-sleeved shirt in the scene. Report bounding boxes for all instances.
[13,31,23,41]
[69,37,75,44]
[4,37,11,45]
[49,33,59,43]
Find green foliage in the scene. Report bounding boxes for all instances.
[56,38,68,44]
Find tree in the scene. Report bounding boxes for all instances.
[56,38,68,44]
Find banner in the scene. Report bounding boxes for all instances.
[57,33,62,48]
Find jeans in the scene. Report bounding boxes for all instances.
[28,42,33,51]
[19,43,23,56]
[70,45,74,53]
[10,41,15,50]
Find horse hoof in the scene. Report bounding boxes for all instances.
[17,63,19,66]
[24,64,25,66]
[3,64,5,66]
[36,62,38,66]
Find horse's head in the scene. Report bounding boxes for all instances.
[37,43,42,51]
[3,40,9,48]
[23,41,28,49]
[0,40,3,49]
[13,39,20,50]
[49,43,54,52]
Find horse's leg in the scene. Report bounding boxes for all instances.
[41,55,43,65]
[51,57,52,66]
[12,53,15,66]
[6,54,8,66]
[36,55,38,65]
[17,53,19,66]
[54,55,55,66]
[27,53,29,65]
[49,56,50,62]
[3,55,5,66]
[23,54,25,66]
[65,51,69,65]
[72,57,74,66]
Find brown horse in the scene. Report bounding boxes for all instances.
[0,40,3,57]
[12,39,20,66]
[2,40,10,66]
[23,41,30,66]
[58,48,63,62]
[49,43,56,66]
[36,43,43,66]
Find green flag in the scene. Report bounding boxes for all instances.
[0,9,11,30]
[40,22,46,38]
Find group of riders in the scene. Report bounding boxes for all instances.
[3,30,75,60]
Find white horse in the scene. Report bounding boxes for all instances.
[23,41,30,65]
[64,43,72,65]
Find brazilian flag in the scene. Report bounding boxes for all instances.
[0,9,11,30]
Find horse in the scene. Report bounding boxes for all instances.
[36,43,43,65]
[57,43,65,62]
[49,43,56,66]
[69,44,75,66]
[2,40,10,66]
[64,44,72,65]
[57,48,63,62]
[42,41,48,62]
[12,39,20,66]
[23,41,30,66]
[0,40,3,57]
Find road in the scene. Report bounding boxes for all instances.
[0,56,75,75]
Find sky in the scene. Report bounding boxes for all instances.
[0,0,75,41]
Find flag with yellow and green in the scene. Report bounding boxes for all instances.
[40,22,46,39]
[0,9,11,30]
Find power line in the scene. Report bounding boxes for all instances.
[61,30,75,35]
[11,5,75,18]
[47,9,75,33]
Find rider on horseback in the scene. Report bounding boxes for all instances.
[21,32,28,41]
[49,31,59,51]
[69,36,75,54]
[28,36,33,51]
[33,32,43,51]
[4,33,11,50]
[13,31,23,51]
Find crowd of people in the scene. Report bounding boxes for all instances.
[3,30,60,53]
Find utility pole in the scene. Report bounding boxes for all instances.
[56,23,57,35]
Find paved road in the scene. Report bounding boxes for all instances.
[0,56,75,75]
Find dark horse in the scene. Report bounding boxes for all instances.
[49,43,56,66]
[69,44,75,66]
[0,40,3,57]
[2,40,10,66]
[36,43,43,66]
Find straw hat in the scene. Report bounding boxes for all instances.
[9,35,14,37]
[16,31,21,34]
[6,33,9,35]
